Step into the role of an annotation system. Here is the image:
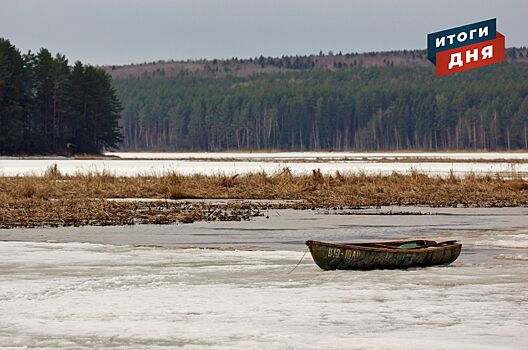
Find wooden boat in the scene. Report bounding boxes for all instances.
[305,239,461,270]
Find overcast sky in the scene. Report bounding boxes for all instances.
[1,0,526,65]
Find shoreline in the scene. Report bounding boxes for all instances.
[2,150,528,162]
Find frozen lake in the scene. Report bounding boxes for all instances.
[1,207,527,349]
[0,152,527,177]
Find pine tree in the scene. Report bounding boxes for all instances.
[0,38,25,154]
[0,38,123,155]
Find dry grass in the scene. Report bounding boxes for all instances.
[0,167,527,228]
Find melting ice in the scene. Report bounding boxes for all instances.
[1,238,527,349]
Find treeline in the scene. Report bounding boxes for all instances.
[114,59,528,151]
[0,38,122,155]
[106,47,528,80]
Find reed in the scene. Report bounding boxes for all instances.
[0,167,526,228]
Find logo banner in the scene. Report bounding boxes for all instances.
[427,19,505,77]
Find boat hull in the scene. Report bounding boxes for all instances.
[306,240,462,270]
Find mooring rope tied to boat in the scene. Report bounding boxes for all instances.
[287,247,309,274]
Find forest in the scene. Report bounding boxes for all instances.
[114,51,528,151]
[0,38,122,155]
[2,37,528,153]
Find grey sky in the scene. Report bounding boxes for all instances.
[1,0,526,66]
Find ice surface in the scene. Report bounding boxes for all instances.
[494,254,528,261]
[2,206,527,251]
[1,207,527,349]
[474,233,528,248]
[0,157,527,177]
[1,239,527,349]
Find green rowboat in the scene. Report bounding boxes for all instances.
[305,239,462,270]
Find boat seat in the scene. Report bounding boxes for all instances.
[398,242,419,248]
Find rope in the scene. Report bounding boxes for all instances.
[287,247,309,274]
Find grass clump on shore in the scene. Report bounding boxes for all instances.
[0,168,527,228]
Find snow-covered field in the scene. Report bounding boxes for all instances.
[1,207,527,349]
[0,152,527,177]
